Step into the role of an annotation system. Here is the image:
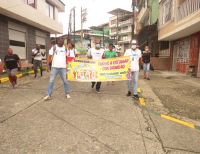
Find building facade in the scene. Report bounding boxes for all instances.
[135,0,159,56]
[108,8,133,53]
[158,0,200,77]
[0,0,65,62]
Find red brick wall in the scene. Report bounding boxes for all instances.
[151,57,171,70]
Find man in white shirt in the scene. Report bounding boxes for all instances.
[32,45,45,78]
[87,43,104,93]
[44,38,71,100]
[124,40,142,99]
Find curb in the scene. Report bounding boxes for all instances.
[138,90,200,131]
[0,70,35,84]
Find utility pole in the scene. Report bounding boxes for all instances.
[81,7,87,47]
[116,10,119,45]
[81,7,83,47]
[73,7,75,46]
[102,28,104,47]
[68,7,76,44]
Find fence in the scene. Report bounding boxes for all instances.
[177,0,200,21]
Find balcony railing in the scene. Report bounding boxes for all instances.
[109,31,117,36]
[110,23,117,28]
[118,38,132,43]
[119,19,133,27]
[119,28,132,34]
[177,0,200,21]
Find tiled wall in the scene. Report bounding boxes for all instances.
[0,15,50,63]
[26,26,36,62]
[0,15,9,60]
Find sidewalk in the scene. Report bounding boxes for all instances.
[0,72,200,154]
[140,71,200,126]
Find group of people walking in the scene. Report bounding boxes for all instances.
[1,38,152,101]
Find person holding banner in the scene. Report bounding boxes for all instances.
[44,38,71,101]
[104,43,118,85]
[88,43,104,93]
[124,40,141,99]
[66,42,77,63]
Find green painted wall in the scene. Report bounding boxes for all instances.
[92,28,109,36]
[149,0,159,24]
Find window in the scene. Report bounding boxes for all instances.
[120,35,128,41]
[111,19,117,25]
[111,28,117,33]
[46,2,55,19]
[160,41,169,50]
[26,0,36,8]
[159,41,170,57]
[121,26,129,31]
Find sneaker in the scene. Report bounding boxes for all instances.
[91,83,95,88]
[133,94,139,100]
[43,95,51,101]
[96,90,101,93]
[126,91,131,96]
[66,94,71,99]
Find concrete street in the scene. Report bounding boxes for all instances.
[0,72,200,154]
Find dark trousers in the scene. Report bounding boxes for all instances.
[92,82,101,90]
[33,60,43,77]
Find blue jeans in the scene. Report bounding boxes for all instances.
[47,67,70,96]
[128,71,139,95]
[143,63,150,72]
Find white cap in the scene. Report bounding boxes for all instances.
[131,40,137,44]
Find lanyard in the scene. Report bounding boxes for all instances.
[131,50,136,61]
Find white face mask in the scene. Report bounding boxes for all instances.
[132,45,137,50]
[95,44,100,49]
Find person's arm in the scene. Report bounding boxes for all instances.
[47,46,54,72]
[74,49,78,57]
[16,55,21,71]
[32,49,39,57]
[124,50,128,56]
[87,48,92,59]
[3,56,7,70]
[102,50,106,59]
[47,55,52,71]
[18,60,22,71]
[115,52,119,57]
[139,50,143,64]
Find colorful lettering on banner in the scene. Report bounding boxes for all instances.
[67,57,131,82]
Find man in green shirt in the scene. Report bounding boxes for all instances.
[104,43,117,59]
[104,43,118,85]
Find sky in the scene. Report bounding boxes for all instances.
[59,0,132,34]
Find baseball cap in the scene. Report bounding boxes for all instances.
[131,40,137,44]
